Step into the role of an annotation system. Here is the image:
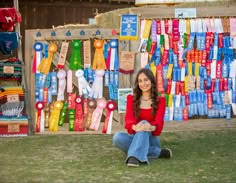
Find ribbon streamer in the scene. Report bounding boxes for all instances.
[92,39,107,70]
[74,96,84,131]
[49,101,63,132]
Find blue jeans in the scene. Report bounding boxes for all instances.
[112,131,161,164]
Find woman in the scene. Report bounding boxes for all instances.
[113,68,172,167]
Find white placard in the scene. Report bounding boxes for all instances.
[175,8,197,18]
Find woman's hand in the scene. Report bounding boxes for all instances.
[132,123,156,132]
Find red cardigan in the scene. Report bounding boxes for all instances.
[124,94,166,136]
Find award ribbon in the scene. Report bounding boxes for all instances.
[69,40,82,70]
[102,101,116,134]
[90,98,107,131]
[35,101,44,133]
[74,96,84,131]
[49,101,63,132]
[57,41,69,69]
[57,69,66,101]
[32,42,43,73]
[89,70,105,99]
[107,39,119,70]
[75,69,91,96]
[37,43,57,75]
[92,39,107,70]
[84,99,97,129]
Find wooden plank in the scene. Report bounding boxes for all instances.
[129,3,236,19]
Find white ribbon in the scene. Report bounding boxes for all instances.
[89,70,105,99]
[57,70,66,101]
[75,69,91,96]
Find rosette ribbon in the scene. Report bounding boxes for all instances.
[69,40,82,70]
[57,69,66,101]
[37,43,57,75]
[102,100,116,134]
[89,70,105,99]
[32,42,43,73]
[35,101,45,133]
[74,96,84,131]
[84,99,97,130]
[92,39,107,70]
[75,69,91,96]
[89,98,106,131]
[49,101,63,132]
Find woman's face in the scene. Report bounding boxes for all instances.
[138,73,152,93]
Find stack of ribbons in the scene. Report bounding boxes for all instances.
[33,38,118,133]
[138,18,236,121]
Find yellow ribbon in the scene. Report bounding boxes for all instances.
[49,101,63,132]
[37,43,57,75]
[186,19,191,35]
[166,64,173,79]
[168,94,173,107]
[195,62,200,76]
[142,20,152,40]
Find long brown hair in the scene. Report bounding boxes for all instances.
[133,68,158,118]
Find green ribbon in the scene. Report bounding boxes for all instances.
[69,40,82,70]
[58,102,68,126]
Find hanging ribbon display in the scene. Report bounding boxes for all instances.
[90,98,107,131]
[92,39,107,70]
[102,100,116,134]
[69,40,82,70]
[37,43,57,75]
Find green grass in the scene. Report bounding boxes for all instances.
[0,130,236,183]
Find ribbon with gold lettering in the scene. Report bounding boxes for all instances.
[90,98,107,131]
[37,43,57,75]
[57,41,69,69]
[74,96,84,131]
[69,40,82,70]
[102,100,116,134]
[57,69,66,101]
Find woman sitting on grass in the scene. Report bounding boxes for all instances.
[113,68,172,167]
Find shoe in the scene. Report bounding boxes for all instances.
[159,148,172,159]
[127,156,139,167]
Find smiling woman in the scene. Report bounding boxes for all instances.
[113,68,172,167]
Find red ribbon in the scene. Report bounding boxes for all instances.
[35,101,45,132]
[102,101,116,134]
[74,96,84,131]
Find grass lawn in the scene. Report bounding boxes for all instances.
[0,129,236,183]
